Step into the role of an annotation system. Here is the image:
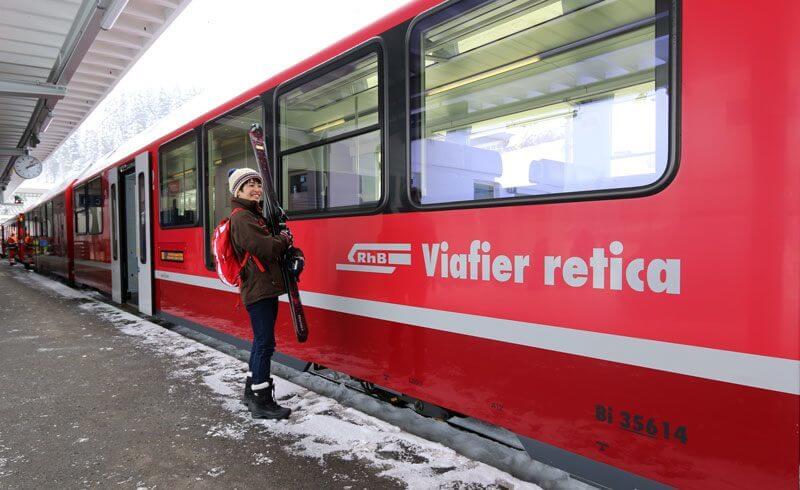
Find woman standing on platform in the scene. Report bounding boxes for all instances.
[227,168,296,420]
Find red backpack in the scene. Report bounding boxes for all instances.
[212,208,265,287]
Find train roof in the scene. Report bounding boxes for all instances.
[24,177,78,212]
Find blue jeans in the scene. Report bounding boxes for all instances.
[245,297,278,388]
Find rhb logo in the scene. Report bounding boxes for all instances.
[336,243,411,274]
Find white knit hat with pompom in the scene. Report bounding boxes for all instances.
[228,168,261,195]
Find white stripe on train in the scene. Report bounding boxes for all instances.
[154,269,800,395]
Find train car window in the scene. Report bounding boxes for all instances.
[159,133,198,227]
[87,177,103,235]
[138,172,146,264]
[74,184,87,235]
[45,202,52,239]
[73,179,104,235]
[41,205,46,244]
[278,51,382,213]
[55,199,64,255]
[46,202,52,254]
[409,0,672,206]
[205,102,263,230]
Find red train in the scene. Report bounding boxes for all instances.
[6,1,799,487]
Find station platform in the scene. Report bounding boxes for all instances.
[0,266,583,489]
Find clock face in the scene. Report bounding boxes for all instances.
[14,154,42,179]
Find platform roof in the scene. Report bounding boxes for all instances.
[0,0,191,199]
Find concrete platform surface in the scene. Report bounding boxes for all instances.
[0,265,544,489]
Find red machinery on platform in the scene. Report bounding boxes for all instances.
[15,1,800,487]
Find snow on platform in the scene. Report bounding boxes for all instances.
[1,267,592,489]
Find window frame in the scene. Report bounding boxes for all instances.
[73,183,87,235]
[273,38,388,220]
[405,0,680,211]
[201,98,264,270]
[138,171,146,264]
[87,176,104,235]
[45,201,53,237]
[158,130,201,229]
[25,211,33,236]
[73,177,104,235]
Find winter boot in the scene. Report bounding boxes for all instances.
[246,377,291,420]
[242,374,254,406]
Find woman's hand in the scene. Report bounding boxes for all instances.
[279,230,293,247]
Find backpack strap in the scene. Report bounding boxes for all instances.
[239,251,265,273]
[230,206,266,273]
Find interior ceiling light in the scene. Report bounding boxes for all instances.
[40,111,54,134]
[454,1,565,55]
[311,118,346,134]
[101,0,130,31]
[427,55,541,96]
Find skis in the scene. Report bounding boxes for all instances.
[248,124,309,343]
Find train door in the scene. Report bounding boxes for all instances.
[134,151,153,315]
[112,162,138,306]
[109,168,122,303]
[117,166,138,305]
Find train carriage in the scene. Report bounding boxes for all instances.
[26,180,76,283]
[1,217,17,259]
[71,173,112,294]
[13,0,800,488]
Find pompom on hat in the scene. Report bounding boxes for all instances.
[228,168,262,195]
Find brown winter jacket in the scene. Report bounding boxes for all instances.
[229,197,290,306]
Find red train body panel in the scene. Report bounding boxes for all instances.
[17,1,800,487]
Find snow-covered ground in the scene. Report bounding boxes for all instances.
[13,270,591,489]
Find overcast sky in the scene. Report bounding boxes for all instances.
[118,0,410,93]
